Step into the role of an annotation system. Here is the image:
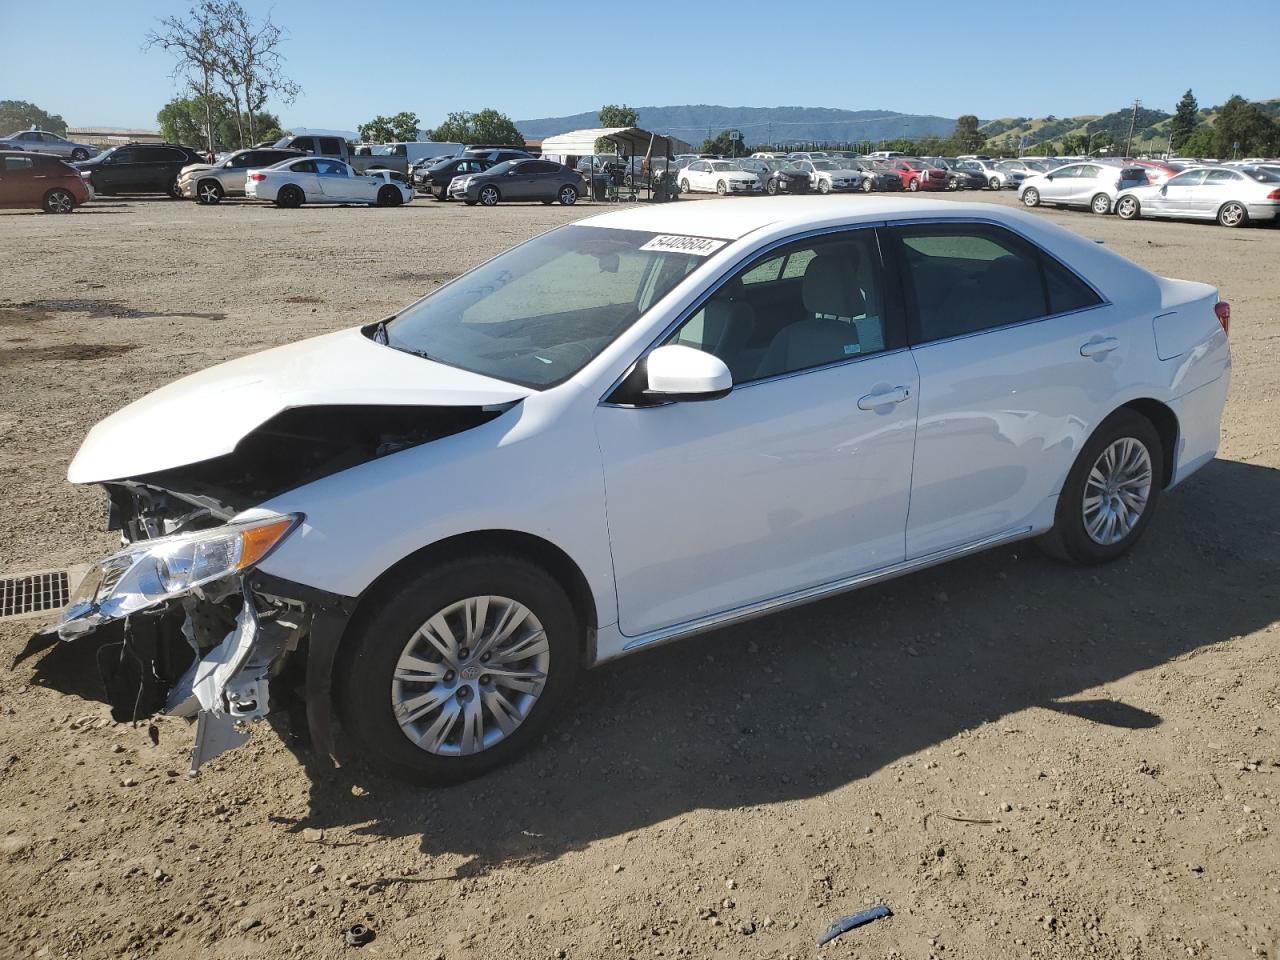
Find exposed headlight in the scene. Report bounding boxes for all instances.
[59,514,300,638]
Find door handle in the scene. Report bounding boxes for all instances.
[1079,337,1119,358]
[857,385,911,410]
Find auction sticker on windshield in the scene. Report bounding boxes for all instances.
[639,235,728,256]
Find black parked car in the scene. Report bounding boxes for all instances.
[449,159,581,206]
[462,146,534,165]
[760,159,811,195]
[414,155,493,199]
[75,142,206,197]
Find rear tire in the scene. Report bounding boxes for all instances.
[680,178,691,194]
[766,178,778,195]
[1038,409,1163,565]
[558,184,578,205]
[42,188,76,213]
[1090,193,1111,215]
[276,185,303,208]
[337,554,582,784]
[1218,201,1247,228]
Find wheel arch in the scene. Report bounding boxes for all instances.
[344,528,600,663]
[1113,398,1179,488]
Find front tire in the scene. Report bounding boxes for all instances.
[716,180,727,195]
[196,180,223,205]
[43,188,76,213]
[337,554,581,784]
[1022,187,1040,207]
[1090,193,1111,215]
[1039,409,1162,564]
[1116,196,1140,220]
[989,177,1001,190]
[908,178,919,192]
[1218,201,1247,228]
[818,179,831,194]
[479,185,500,206]
[766,178,778,196]
[861,177,874,193]
[680,178,691,194]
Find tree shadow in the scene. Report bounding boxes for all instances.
[28,458,1280,873]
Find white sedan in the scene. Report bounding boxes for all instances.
[245,156,413,207]
[58,198,1229,784]
[678,159,761,195]
[795,159,866,193]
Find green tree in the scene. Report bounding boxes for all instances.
[599,104,639,127]
[0,100,68,136]
[1213,95,1279,158]
[157,94,285,149]
[700,129,750,156]
[358,111,420,143]
[428,109,525,147]
[951,114,984,152]
[1169,90,1198,151]
[1178,125,1216,157]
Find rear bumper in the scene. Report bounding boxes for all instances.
[1244,201,1280,221]
[1168,370,1230,488]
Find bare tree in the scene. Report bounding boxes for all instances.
[145,4,224,156]
[210,1,299,146]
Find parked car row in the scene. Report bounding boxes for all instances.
[1019,160,1280,227]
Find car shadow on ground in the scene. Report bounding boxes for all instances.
[28,458,1280,872]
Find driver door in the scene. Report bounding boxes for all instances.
[595,227,919,636]
[1154,169,1207,215]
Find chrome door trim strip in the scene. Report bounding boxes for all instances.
[619,526,1035,654]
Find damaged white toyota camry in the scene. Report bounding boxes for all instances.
[58,197,1230,783]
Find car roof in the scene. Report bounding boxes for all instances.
[579,196,1012,241]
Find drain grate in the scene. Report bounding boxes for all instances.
[0,570,70,619]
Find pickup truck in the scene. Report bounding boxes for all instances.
[271,135,390,174]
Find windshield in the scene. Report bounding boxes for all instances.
[709,162,736,172]
[382,226,710,389]
[485,160,518,176]
[810,161,838,171]
[767,160,801,171]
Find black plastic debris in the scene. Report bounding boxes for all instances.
[345,923,376,947]
[817,904,892,946]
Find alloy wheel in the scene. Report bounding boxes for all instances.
[1117,197,1139,219]
[391,595,550,756]
[480,186,499,206]
[1082,437,1153,546]
[1023,188,1040,207]
[1091,194,1111,215]
[198,182,222,204]
[1219,202,1245,227]
[45,190,74,213]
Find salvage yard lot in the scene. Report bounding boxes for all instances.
[1,193,1277,960]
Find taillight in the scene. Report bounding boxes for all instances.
[1267,189,1280,200]
[1214,301,1230,335]
[248,172,266,181]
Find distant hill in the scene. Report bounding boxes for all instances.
[517,105,958,145]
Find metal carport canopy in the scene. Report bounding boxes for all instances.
[539,127,688,159]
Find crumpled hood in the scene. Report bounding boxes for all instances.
[68,326,531,483]
[179,163,216,176]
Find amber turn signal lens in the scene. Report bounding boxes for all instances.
[236,517,297,570]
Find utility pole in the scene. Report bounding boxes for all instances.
[1124,99,1141,158]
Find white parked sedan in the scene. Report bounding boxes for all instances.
[1114,165,1280,227]
[678,159,761,195]
[795,159,865,193]
[57,198,1230,784]
[245,156,413,207]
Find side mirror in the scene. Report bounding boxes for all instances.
[644,345,732,402]
[1045,174,1054,180]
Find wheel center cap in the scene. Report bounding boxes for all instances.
[459,664,482,681]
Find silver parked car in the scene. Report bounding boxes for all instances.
[1019,162,1152,215]
[1115,165,1280,228]
[0,128,99,161]
[177,147,306,204]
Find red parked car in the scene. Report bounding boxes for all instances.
[0,150,92,213]
[888,158,949,191]
[1123,159,1184,185]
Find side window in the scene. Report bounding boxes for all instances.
[1167,170,1207,187]
[1205,169,1241,184]
[111,148,139,164]
[318,138,344,155]
[3,156,34,172]
[667,230,889,384]
[291,159,318,173]
[315,158,346,175]
[895,223,1100,343]
[229,152,254,168]
[1053,166,1080,179]
[1078,165,1102,178]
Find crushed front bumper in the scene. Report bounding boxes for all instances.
[59,560,355,773]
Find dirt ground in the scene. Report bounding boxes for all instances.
[0,189,1277,960]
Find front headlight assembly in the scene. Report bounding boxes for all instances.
[59,514,300,638]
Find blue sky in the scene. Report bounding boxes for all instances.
[1,0,1275,132]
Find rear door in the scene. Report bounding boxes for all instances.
[1199,168,1244,219]
[889,220,1117,557]
[0,155,36,204]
